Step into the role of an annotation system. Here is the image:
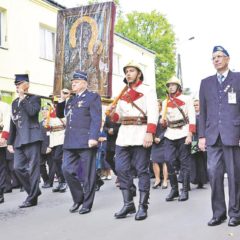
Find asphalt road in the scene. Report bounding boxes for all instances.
[0,178,239,240]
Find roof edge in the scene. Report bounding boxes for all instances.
[114,32,155,55]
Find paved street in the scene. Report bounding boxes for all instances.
[0,177,239,240]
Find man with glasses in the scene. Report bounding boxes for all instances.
[7,74,43,208]
[199,46,240,227]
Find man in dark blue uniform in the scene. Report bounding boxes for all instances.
[56,70,102,215]
[199,46,240,227]
[7,74,43,208]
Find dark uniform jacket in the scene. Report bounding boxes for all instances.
[199,71,240,146]
[8,95,43,148]
[103,116,120,152]
[40,120,50,155]
[56,89,102,149]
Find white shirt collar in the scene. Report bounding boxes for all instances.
[217,69,229,80]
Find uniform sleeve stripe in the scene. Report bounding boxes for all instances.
[147,123,156,134]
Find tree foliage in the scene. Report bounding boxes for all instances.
[115,11,176,98]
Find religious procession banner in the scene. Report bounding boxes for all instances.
[54,2,116,97]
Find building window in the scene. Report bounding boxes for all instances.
[0,9,7,48]
[113,52,121,75]
[40,26,55,61]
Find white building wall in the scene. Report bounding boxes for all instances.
[0,0,58,95]
[112,34,156,98]
[0,0,155,99]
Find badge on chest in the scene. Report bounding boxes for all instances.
[78,100,84,108]
[228,88,236,104]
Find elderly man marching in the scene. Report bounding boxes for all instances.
[56,70,102,215]
[0,92,11,203]
[161,76,196,202]
[7,74,43,208]
[109,61,158,220]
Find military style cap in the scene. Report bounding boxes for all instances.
[212,46,229,57]
[14,74,29,85]
[166,76,182,87]
[72,70,87,81]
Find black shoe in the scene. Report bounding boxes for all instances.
[19,200,38,208]
[4,188,12,193]
[178,190,189,201]
[95,179,104,191]
[0,195,4,204]
[79,207,91,214]
[114,203,136,218]
[152,181,161,189]
[69,202,82,213]
[59,183,67,193]
[228,217,240,227]
[52,184,61,192]
[42,182,52,189]
[135,205,148,221]
[208,215,227,226]
[197,183,204,189]
[166,189,179,201]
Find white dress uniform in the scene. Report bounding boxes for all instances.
[115,83,158,146]
[162,94,196,140]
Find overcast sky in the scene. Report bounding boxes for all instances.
[56,0,240,96]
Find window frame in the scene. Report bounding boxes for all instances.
[39,25,56,61]
[113,52,121,76]
[0,8,8,49]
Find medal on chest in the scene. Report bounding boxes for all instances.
[78,100,84,108]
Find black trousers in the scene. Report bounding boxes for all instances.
[52,145,65,183]
[40,153,55,185]
[105,150,117,175]
[207,136,240,218]
[62,148,97,209]
[0,147,6,190]
[115,145,151,192]
[14,142,41,202]
[164,137,191,176]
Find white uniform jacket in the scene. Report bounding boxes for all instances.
[49,117,65,148]
[0,101,11,147]
[112,82,158,146]
[162,93,196,140]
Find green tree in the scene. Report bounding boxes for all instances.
[115,11,176,98]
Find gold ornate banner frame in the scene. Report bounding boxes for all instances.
[54,2,116,97]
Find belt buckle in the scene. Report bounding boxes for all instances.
[137,117,142,125]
